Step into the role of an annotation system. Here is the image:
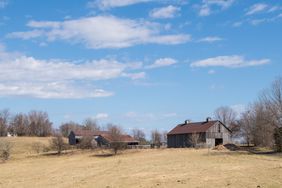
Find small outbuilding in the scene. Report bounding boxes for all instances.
[167,118,231,148]
[68,130,108,145]
[68,130,138,146]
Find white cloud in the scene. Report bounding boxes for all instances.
[198,36,223,43]
[0,45,144,99]
[8,16,190,49]
[204,0,235,9]
[246,3,268,15]
[146,58,177,69]
[199,5,211,16]
[198,0,235,16]
[0,82,113,99]
[232,21,243,27]
[150,5,180,19]
[0,0,8,8]
[191,55,270,68]
[94,113,109,120]
[88,0,151,9]
[246,3,282,16]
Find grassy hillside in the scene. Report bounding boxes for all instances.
[0,137,281,188]
[0,137,52,159]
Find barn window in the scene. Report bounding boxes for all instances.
[218,124,221,133]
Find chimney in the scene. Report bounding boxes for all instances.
[184,119,191,124]
[206,117,212,122]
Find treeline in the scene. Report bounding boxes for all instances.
[239,77,282,151]
[0,110,167,146]
[0,110,52,137]
[214,77,282,151]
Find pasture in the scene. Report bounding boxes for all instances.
[0,137,281,188]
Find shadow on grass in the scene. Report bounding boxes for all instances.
[204,146,281,159]
[92,153,115,158]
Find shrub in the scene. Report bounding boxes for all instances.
[31,142,46,154]
[0,141,12,161]
[78,136,97,149]
[274,127,282,152]
[50,134,67,155]
[110,142,127,155]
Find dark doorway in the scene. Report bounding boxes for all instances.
[215,138,223,146]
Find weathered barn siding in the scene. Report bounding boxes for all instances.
[167,133,206,148]
[168,134,189,148]
[167,120,232,148]
[206,121,231,147]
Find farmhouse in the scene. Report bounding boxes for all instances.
[167,118,231,148]
[68,130,138,146]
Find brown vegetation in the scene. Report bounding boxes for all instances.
[0,137,281,188]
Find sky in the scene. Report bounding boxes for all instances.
[0,0,281,135]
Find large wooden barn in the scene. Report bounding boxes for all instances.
[167,118,231,148]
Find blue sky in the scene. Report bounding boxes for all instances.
[0,0,281,135]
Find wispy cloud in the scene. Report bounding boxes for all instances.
[150,5,180,19]
[8,16,190,49]
[0,45,144,99]
[94,113,109,120]
[198,36,223,43]
[198,0,235,16]
[191,55,270,68]
[246,3,282,16]
[87,0,151,9]
[146,58,177,69]
[246,3,268,15]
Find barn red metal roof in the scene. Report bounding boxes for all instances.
[72,130,138,143]
[167,120,218,135]
[72,130,109,136]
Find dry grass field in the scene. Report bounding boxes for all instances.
[0,137,282,188]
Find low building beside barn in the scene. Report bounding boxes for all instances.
[167,118,231,148]
[68,130,138,146]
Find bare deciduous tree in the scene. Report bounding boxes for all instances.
[214,106,237,127]
[239,108,255,146]
[162,131,168,144]
[59,121,80,137]
[151,130,161,148]
[28,111,52,137]
[8,113,29,136]
[0,109,10,137]
[189,132,200,148]
[214,106,239,138]
[132,128,147,144]
[83,118,100,131]
[107,124,125,155]
[50,134,67,155]
[260,77,282,128]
